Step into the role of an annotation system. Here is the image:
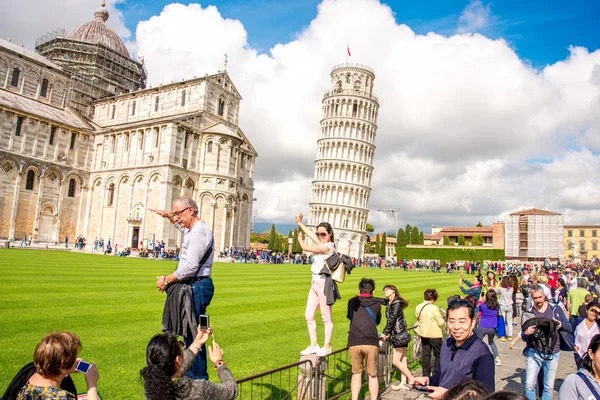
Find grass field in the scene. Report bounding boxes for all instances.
[0,249,462,399]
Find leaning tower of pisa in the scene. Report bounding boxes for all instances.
[308,63,379,259]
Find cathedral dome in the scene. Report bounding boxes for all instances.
[66,2,130,58]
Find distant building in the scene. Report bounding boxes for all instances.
[564,225,600,261]
[369,235,396,259]
[505,208,564,261]
[426,223,505,248]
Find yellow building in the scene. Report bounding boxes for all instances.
[564,225,600,261]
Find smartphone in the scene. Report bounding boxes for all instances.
[413,384,433,393]
[75,360,92,374]
[199,314,210,330]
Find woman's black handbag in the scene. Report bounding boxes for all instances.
[391,330,411,348]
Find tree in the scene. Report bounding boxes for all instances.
[411,226,420,244]
[364,237,375,254]
[405,224,412,243]
[280,234,287,253]
[366,223,375,233]
[293,229,302,253]
[472,234,483,246]
[476,221,483,227]
[268,224,277,250]
[419,231,424,244]
[397,228,406,248]
[458,234,465,246]
[379,232,387,257]
[375,234,381,254]
[443,235,450,245]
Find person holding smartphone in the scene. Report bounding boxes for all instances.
[413,299,495,399]
[141,326,237,400]
[295,212,336,357]
[16,331,99,400]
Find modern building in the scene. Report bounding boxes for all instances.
[564,225,600,261]
[0,3,257,252]
[505,208,564,261]
[307,63,379,259]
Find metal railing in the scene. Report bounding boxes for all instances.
[331,63,374,74]
[236,326,423,400]
[236,358,314,400]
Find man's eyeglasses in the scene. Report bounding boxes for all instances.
[316,232,328,238]
[172,207,190,217]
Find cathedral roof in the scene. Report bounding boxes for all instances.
[0,89,93,130]
[203,122,241,139]
[65,2,130,58]
[0,39,63,71]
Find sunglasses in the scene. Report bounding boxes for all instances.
[316,232,328,238]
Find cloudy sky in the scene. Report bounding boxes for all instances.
[2,0,600,233]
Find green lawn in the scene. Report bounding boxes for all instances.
[0,250,462,399]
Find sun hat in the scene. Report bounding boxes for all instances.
[539,275,549,284]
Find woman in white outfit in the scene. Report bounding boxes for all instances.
[296,212,336,357]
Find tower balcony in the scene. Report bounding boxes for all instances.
[323,88,378,102]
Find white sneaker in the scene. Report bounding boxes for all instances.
[495,357,501,366]
[300,345,320,356]
[316,347,332,357]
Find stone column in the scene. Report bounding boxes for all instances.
[110,181,121,244]
[8,171,23,241]
[220,204,229,251]
[54,178,65,240]
[140,178,151,242]
[209,200,216,232]
[32,173,46,242]
[229,204,236,248]
[82,183,93,238]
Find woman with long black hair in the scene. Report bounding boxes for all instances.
[559,333,600,399]
[140,327,237,400]
[380,285,415,389]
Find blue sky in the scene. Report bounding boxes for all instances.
[119,0,600,69]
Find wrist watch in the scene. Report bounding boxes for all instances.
[214,360,226,370]
[163,277,169,288]
[192,342,201,351]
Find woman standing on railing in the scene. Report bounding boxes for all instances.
[296,212,336,357]
[379,285,416,390]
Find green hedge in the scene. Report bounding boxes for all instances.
[396,247,505,266]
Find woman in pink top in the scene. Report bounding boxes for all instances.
[296,212,336,357]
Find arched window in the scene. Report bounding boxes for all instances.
[10,68,20,87]
[131,100,136,116]
[181,90,186,107]
[593,241,598,251]
[68,178,76,197]
[154,96,160,112]
[207,141,213,153]
[110,104,116,119]
[217,99,225,116]
[25,170,35,190]
[581,240,586,251]
[346,73,351,84]
[40,79,49,97]
[107,183,115,206]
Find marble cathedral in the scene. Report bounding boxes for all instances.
[0,3,256,251]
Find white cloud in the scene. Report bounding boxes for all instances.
[5,0,600,232]
[132,0,600,232]
[457,0,493,33]
[0,0,130,49]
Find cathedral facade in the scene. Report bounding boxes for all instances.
[0,4,256,251]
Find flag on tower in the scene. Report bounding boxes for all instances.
[347,45,351,57]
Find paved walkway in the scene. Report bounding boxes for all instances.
[380,335,577,399]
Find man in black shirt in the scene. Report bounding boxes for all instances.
[347,278,381,400]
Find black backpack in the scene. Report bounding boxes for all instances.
[0,362,77,400]
[521,314,559,360]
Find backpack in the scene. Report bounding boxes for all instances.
[521,314,559,360]
[1,362,77,400]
